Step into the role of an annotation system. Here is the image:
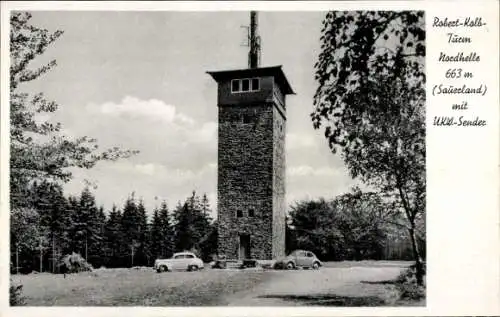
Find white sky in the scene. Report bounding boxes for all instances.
[21,11,362,217]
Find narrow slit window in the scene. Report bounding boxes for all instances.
[243,114,252,124]
[248,209,255,217]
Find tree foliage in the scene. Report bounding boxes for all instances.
[11,187,216,272]
[120,195,147,266]
[103,205,125,267]
[313,11,425,284]
[173,191,214,260]
[150,208,163,259]
[9,12,138,209]
[151,201,175,259]
[67,188,104,265]
[10,207,44,253]
[10,279,25,306]
[288,189,402,261]
[9,12,220,275]
[32,181,71,272]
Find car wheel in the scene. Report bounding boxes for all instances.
[286,262,295,270]
[188,265,199,272]
[312,262,320,270]
[157,265,168,273]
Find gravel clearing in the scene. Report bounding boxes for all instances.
[14,261,418,306]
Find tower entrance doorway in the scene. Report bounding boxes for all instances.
[238,234,251,260]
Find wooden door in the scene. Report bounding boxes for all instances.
[239,234,251,260]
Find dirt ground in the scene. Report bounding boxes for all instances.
[14,261,422,306]
[225,264,411,306]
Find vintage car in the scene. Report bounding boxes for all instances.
[154,252,204,272]
[273,250,322,270]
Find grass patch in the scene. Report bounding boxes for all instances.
[17,268,271,306]
[14,261,423,306]
[258,294,386,306]
[357,264,426,306]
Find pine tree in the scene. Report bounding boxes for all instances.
[68,188,103,267]
[29,181,70,272]
[91,206,107,267]
[120,194,149,267]
[150,208,162,259]
[188,191,200,211]
[136,200,150,266]
[158,201,174,258]
[174,192,212,258]
[174,202,194,252]
[199,220,218,262]
[121,196,137,267]
[104,205,124,267]
[151,202,174,260]
[201,193,211,218]
[9,11,138,275]
[66,195,79,254]
[193,193,212,253]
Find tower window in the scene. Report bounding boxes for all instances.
[248,209,255,217]
[231,79,240,92]
[236,210,243,218]
[251,78,260,91]
[230,78,260,93]
[242,79,250,92]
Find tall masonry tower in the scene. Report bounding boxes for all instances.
[207,12,294,260]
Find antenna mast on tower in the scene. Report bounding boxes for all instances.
[248,11,261,68]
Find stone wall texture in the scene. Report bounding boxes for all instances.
[272,105,286,259]
[217,101,286,260]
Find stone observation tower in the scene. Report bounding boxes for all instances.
[207,12,294,260]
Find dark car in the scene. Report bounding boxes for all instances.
[274,250,322,270]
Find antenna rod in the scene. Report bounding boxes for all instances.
[249,11,260,68]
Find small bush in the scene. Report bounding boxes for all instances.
[58,252,93,274]
[10,280,25,306]
[397,281,425,300]
[395,264,426,301]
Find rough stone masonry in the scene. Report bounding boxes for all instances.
[208,67,294,260]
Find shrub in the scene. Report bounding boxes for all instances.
[10,280,24,306]
[58,252,93,274]
[397,281,425,300]
[395,263,426,301]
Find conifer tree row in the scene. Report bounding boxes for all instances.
[10,186,216,273]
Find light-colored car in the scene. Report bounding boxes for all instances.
[274,250,322,270]
[154,252,204,272]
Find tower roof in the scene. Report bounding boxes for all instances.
[207,65,295,95]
